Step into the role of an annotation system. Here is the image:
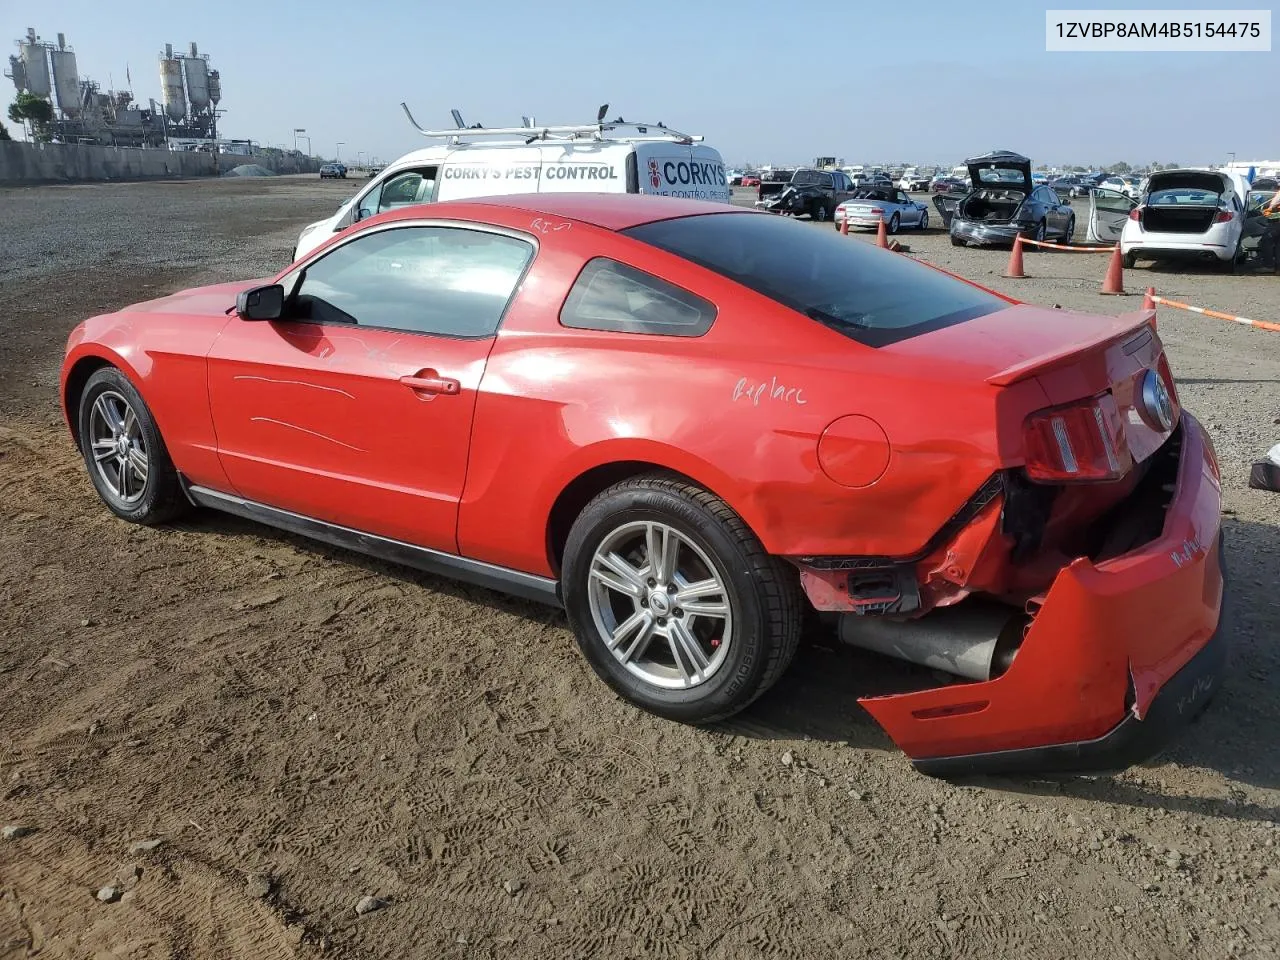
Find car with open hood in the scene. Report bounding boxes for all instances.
[949,151,1075,247]
[1085,169,1252,268]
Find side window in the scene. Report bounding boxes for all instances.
[376,167,437,214]
[560,258,716,337]
[290,226,533,338]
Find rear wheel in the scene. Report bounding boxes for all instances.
[812,201,829,222]
[950,234,964,246]
[1061,216,1074,245]
[1034,220,1047,242]
[887,213,900,235]
[561,474,802,724]
[918,210,929,231]
[77,367,186,525]
[1123,251,1138,268]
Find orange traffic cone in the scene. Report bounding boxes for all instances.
[1142,286,1155,311]
[1099,243,1126,295]
[876,216,888,249]
[1004,235,1026,278]
[841,217,849,236]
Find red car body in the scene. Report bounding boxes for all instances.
[740,175,761,187]
[60,194,1226,776]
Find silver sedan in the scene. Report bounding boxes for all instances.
[834,188,930,234]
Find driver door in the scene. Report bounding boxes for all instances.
[1088,188,1137,243]
[206,222,534,554]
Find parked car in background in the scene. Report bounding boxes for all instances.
[1086,169,1252,269]
[949,150,1075,247]
[740,174,761,187]
[320,163,348,179]
[60,192,1226,776]
[899,171,933,191]
[756,168,858,221]
[931,176,968,194]
[1100,175,1142,200]
[835,187,930,233]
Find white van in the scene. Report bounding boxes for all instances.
[292,107,731,261]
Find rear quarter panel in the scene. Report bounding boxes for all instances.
[457,220,1013,576]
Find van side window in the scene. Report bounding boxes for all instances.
[560,258,716,337]
[357,167,438,220]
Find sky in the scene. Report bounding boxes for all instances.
[3,0,1277,169]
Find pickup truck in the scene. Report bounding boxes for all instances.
[756,168,858,222]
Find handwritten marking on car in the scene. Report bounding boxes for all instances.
[232,376,355,399]
[530,217,572,235]
[1176,675,1214,716]
[733,376,807,406]
[249,417,365,452]
[1170,534,1204,568]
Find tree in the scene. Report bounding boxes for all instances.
[8,92,54,140]
[0,120,10,141]
[1107,161,1132,174]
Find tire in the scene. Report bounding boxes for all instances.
[77,367,187,526]
[561,474,803,724]
[918,210,929,231]
[1034,220,1047,242]
[1061,216,1074,245]
[1123,251,1138,269]
[950,234,964,246]
[887,213,900,235]
[812,202,829,222]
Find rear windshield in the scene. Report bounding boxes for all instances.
[1149,189,1220,206]
[623,213,1005,347]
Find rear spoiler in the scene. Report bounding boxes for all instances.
[985,310,1157,386]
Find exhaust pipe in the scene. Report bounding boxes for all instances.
[838,600,1027,681]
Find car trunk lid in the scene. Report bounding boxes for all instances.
[885,303,1178,469]
[965,149,1033,194]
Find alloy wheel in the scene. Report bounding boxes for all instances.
[88,390,149,504]
[586,520,733,690]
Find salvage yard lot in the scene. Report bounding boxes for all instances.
[2,175,1279,959]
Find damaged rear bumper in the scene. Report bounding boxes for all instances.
[859,411,1226,778]
[914,543,1227,777]
[950,219,1029,246]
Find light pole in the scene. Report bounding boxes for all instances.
[336,142,344,161]
[294,127,306,152]
[357,150,365,167]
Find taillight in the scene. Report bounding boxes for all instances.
[1128,207,1141,220]
[1214,209,1234,223]
[1023,394,1132,482]
[869,207,883,214]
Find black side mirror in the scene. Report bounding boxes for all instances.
[236,283,285,321]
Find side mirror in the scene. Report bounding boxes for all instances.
[355,206,374,222]
[236,284,285,322]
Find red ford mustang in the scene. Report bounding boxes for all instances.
[60,194,1227,776]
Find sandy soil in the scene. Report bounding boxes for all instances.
[2,177,1279,960]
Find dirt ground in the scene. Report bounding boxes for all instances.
[2,176,1279,960]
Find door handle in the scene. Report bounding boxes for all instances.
[399,372,460,396]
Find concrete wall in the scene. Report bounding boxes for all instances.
[0,141,322,185]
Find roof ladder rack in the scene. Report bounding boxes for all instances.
[399,102,703,144]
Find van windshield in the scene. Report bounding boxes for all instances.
[624,213,1005,347]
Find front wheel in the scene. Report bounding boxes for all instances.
[562,475,802,724]
[77,367,187,525]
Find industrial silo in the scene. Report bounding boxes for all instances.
[49,39,79,118]
[19,37,51,97]
[207,69,221,106]
[159,45,186,120]
[182,45,209,111]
